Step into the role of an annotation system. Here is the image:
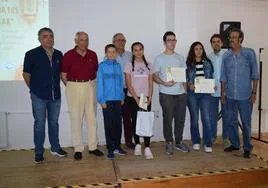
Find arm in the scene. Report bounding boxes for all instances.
[60,53,70,86]
[153,72,175,87]
[249,49,259,104]
[119,65,125,105]
[22,52,32,89]
[125,73,139,105]
[22,72,31,88]
[250,80,258,104]
[61,72,68,86]
[220,56,227,104]
[186,66,195,90]
[96,66,107,108]
[221,81,226,104]
[148,74,153,105]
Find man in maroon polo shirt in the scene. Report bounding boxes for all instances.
[61,31,104,160]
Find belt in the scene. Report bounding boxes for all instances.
[68,79,90,82]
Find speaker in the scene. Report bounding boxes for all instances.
[220,21,241,48]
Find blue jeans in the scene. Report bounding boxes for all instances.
[31,93,61,155]
[226,98,253,152]
[187,91,212,147]
[210,96,229,141]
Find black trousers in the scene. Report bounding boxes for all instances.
[126,96,151,147]
[103,101,122,153]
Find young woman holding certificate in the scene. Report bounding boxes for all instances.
[124,42,154,159]
[186,41,214,153]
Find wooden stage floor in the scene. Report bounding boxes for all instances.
[0,139,268,188]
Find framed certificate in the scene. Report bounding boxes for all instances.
[194,78,215,93]
[166,67,186,82]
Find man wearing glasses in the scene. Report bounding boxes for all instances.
[153,31,189,155]
[112,33,134,149]
[221,28,259,158]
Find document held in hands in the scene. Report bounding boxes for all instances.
[166,67,186,82]
[194,78,215,94]
[139,93,148,110]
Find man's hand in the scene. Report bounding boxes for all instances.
[121,100,124,106]
[249,93,257,104]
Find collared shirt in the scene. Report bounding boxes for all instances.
[23,46,63,100]
[61,48,98,80]
[220,47,259,100]
[116,50,132,88]
[153,52,186,95]
[208,50,224,97]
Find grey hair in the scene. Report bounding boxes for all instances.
[112,32,124,43]
[38,27,53,39]
[75,31,88,40]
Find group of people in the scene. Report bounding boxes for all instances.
[22,27,258,163]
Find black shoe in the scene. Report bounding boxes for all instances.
[224,145,240,152]
[125,142,135,149]
[74,152,82,160]
[244,151,251,158]
[89,149,104,156]
[34,154,44,164]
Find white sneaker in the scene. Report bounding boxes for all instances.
[144,147,154,160]
[134,144,142,156]
[193,144,200,151]
[204,145,212,153]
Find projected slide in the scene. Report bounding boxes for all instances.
[0,0,49,80]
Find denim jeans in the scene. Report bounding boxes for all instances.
[226,98,253,152]
[210,96,229,141]
[103,101,122,153]
[187,91,212,147]
[31,93,61,155]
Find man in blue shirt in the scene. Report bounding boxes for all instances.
[221,28,259,158]
[208,34,230,149]
[23,27,67,163]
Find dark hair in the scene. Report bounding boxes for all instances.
[210,33,223,43]
[105,44,116,53]
[186,41,212,68]
[163,31,176,42]
[38,27,53,38]
[131,42,150,71]
[229,28,244,43]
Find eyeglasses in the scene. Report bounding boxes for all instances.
[166,39,177,42]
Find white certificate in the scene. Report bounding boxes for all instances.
[166,67,186,82]
[194,78,215,93]
[139,93,148,110]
